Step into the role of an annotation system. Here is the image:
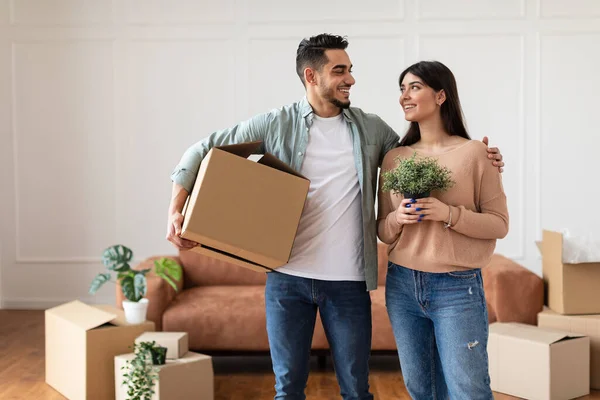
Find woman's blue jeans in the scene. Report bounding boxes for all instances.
[385,262,493,400]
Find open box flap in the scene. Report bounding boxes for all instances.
[214,141,263,159]
[92,304,133,326]
[190,244,275,273]
[490,322,585,345]
[258,153,308,180]
[47,300,116,331]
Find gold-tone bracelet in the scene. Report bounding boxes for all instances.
[444,206,452,229]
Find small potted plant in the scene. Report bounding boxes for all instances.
[121,340,167,399]
[381,152,455,199]
[89,244,182,324]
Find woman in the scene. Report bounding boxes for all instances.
[377,60,509,399]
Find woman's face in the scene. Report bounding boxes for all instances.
[399,72,443,122]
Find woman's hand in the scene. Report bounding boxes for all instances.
[395,198,422,225]
[413,197,451,223]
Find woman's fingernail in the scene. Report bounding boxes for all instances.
[411,199,417,203]
[406,204,411,208]
[416,207,421,211]
[420,214,425,218]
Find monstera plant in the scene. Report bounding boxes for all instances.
[89,245,182,324]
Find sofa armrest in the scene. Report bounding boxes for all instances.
[115,256,184,331]
[482,254,544,325]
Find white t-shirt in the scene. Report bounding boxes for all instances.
[276,113,365,281]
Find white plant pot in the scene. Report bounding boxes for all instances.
[122,298,149,324]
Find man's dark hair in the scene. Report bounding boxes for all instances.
[296,34,349,86]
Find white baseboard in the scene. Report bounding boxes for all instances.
[2,296,115,310]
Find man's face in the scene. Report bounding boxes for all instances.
[314,49,355,109]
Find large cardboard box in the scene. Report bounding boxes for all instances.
[180,141,309,273]
[115,351,213,400]
[488,322,589,400]
[45,300,155,400]
[135,332,189,359]
[538,307,600,389]
[540,230,600,314]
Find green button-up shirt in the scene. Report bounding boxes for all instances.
[171,97,400,291]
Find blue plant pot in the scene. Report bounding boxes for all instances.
[403,192,429,210]
[403,191,430,200]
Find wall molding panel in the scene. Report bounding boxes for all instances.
[2,0,599,307]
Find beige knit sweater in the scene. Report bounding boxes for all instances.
[377,140,509,273]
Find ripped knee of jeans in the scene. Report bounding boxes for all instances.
[467,340,479,350]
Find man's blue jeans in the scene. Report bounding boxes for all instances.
[385,262,493,400]
[265,271,373,400]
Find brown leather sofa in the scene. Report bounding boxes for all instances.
[116,242,544,352]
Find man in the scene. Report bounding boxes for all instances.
[167,34,504,400]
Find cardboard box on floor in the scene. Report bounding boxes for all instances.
[538,230,600,314]
[538,307,600,389]
[45,300,154,400]
[180,141,309,273]
[115,352,214,400]
[488,322,589,400]
[135,331,189,359]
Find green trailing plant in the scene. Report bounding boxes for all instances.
[122,340,168,400]
[89,245,182,302]
[382,152,455,198]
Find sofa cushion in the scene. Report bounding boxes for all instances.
[369,289,396,351]
[163,285,268,350]
[377,241,389,286]
[178,249,268,287]
[162,285,329,351]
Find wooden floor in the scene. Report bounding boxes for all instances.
[0,310,597,400]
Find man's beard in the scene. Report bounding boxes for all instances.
[321,84,351,109]
[330,97,351,109]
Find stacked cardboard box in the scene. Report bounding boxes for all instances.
[539,230,600,315]
[45,300,155,400]
[115,332,213,400]
[538,308,600,390]
[489,229,600,399]
[488,322,589,399]
[538,230,600,391]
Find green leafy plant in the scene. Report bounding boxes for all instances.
[382,152,455,198]
[122,340,167,400]
[89,245,182,302]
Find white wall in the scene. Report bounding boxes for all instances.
[1,0,600,309]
